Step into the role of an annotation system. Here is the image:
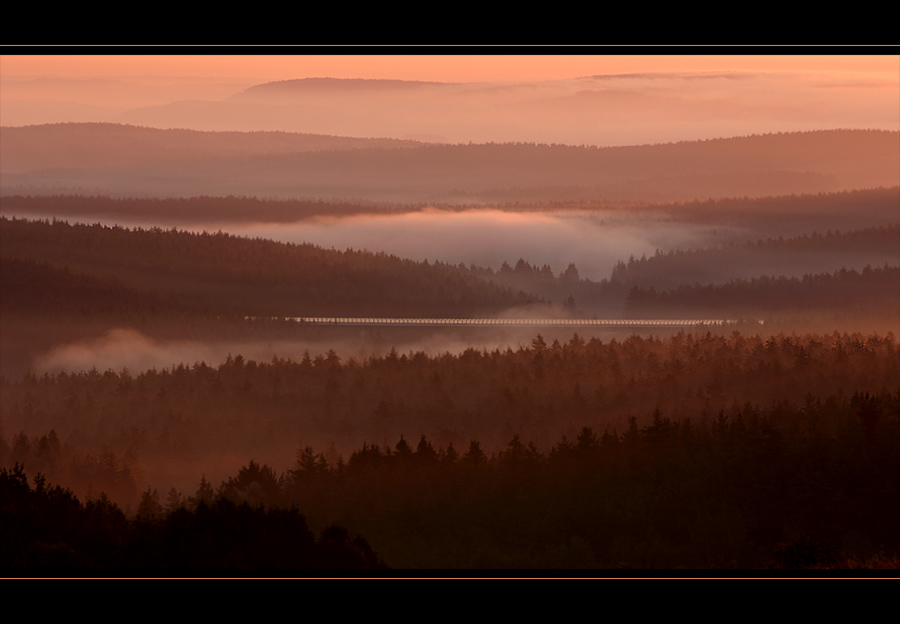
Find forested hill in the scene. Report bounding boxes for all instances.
[2,126,896,202]
[0,123,423,174]
[0,217,538,319]
[623,264,900,326]
[0,194,411,224]
[2,187,897,236]
[610,224,900,290]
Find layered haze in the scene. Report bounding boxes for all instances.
[2,58,898,371]
[3,55,900,557]
[2,67,898,145]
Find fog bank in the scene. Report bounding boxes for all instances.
[35,325,623,377]
[185,209,749,281]
[8,207,747,282]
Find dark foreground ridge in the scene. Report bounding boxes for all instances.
[0,463,387,574]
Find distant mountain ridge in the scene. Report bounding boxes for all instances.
[0,123,424,174]
[1,125,896,203]
[232,77,453,99]
[5,70,895,148]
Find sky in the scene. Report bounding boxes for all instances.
[3,50,897,143]
[3,50,898,83]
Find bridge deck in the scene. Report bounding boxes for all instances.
[281,317,742,327]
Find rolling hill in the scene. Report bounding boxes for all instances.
[2,125,897,203]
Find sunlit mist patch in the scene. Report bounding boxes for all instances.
[35,329,216,375]
[1,205,755,282]
[34,328,365,376]
[32,324,632,377]
[231,208,746,281]
[30,327,469,376]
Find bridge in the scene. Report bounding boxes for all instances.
[282,317,744,327]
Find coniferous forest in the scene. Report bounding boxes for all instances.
[1,60,899,576]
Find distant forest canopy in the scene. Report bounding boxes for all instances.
[2,330,897,514]
[2,213,898,328]
[3,124,894,174]
[2,126,896,202]
[448,223,898,320]
[5,372,898,571]
[3,213,897,323]
[623,264,900,319]
[608,223,900,289]
[0,217,539,320]
[0,122,424,174]
[2,186,897,235]
[0,193,415,223]
[3,380,898,570]
[651,186,900,233]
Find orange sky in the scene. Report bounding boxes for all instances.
[3,51,898,83]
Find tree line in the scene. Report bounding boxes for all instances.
[623,264,900,320]
[610,224,900,290]
[4,384,897,570]
[1,216,538,320]
[0,463,385,572]
[3,330,896,511]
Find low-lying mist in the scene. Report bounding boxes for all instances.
[33,323,641,378]
[7,207,750,282]
[235,209,749,280]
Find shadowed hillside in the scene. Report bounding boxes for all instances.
[0,216,541,379]
[0,216,536,319]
